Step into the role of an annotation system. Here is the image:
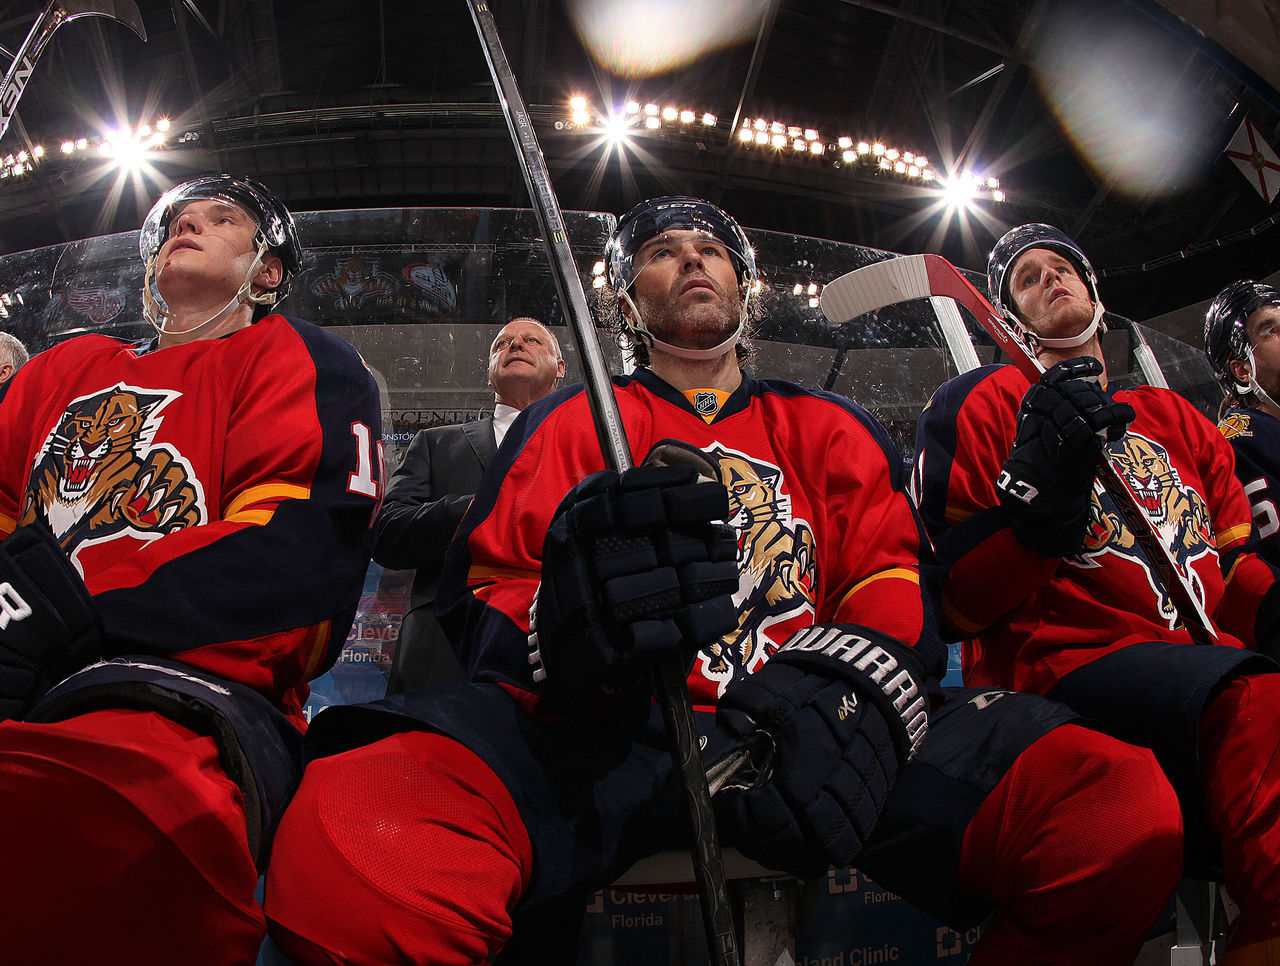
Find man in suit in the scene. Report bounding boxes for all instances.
[373,317,565,690]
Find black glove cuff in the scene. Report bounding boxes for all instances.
[767,623,929,763]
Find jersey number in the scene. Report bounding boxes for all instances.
[1244,477,1279,540]
[348,422,383,498]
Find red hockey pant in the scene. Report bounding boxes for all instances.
[958,724,1182,965]
[1201,674,1280,947]
[265,723,1181,966]
[0,708,265,965]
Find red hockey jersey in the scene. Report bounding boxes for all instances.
[914,364,1274,695]
[437,368,944,708]
[0,315,382,724]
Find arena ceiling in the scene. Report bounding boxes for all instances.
[0,0,1278,328]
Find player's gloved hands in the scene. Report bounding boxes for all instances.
[713,623,929,876]
[996,356,1135,557]
[528,439,739,703]
[0,523,102,721]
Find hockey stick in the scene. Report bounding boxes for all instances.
[821,252,1218,645]
[0,0,147,144]
[464,5,741,965]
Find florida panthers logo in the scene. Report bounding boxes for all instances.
[1219,412,1253,440]
[1074,432,1213,624]
[700,445,818,692]
[311,257,398,309]
[21,384,206,558]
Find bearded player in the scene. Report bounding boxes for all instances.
[264,197,1180,966]
[915,224,1280,962]
[0,175,381,964]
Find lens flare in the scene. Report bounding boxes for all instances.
[568,0,770,77]
[1028,2,1223,197]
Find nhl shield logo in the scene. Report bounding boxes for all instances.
[693,391,719,417]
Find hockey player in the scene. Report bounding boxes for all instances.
[0,175,381,965]
[914,224,1280,962]
[265,198,1182,966]
[1204,280,1280,568]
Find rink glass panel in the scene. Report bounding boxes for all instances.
[2,209,1019,709]
[0,212,1205,964]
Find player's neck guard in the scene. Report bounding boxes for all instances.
[1027,300,1107,350]
[143,237,280,339]
[618,289,746,361]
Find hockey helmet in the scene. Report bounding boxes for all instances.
[1204,280,1280,390]
[987,223,1100,324]
[140,174,303,294]
[605,196,756,294]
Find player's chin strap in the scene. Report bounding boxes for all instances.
[617,288,748,361]
[1235,345,1280,414]
[142,237,280,338]
[1028,299,1108,350]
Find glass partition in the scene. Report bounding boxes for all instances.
[0,209,1225,713]
[1,210,1217,964]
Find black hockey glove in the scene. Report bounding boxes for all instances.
[0,523,102,721]
[528,440,739,703]
[996,356,1134,558]
[714,623,929,876]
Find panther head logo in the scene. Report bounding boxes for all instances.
[49,387,169,502]
[25,384,204,552]
[1109,434,1178,517]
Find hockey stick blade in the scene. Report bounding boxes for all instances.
[465,4,741,964]
[822,253,1219,645]
[0,0,147,144]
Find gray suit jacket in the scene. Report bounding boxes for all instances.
[372,417,496,691]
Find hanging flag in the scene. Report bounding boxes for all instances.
[1225,116,1280,204]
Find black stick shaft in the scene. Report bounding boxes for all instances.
[464,5,741,965]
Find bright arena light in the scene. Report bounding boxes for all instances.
[941,173,979,209]
[562,98,1003,200]
[568,0,772,77]
[602,112,634,146]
